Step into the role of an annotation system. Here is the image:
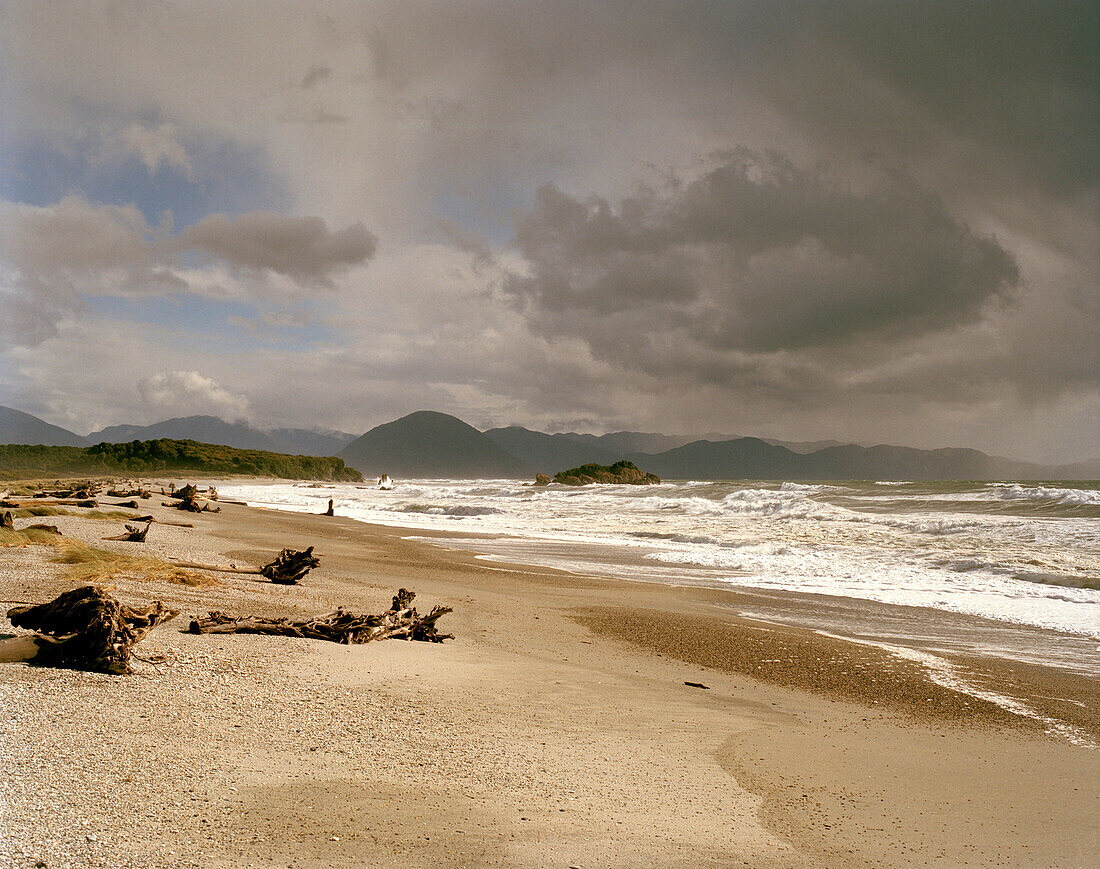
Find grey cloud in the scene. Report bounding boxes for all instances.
[506,152,1019,361]
[4,197,154,273]
[300,64,332,89]
[178,212,377,285]
[1,277,80,347]
[1,198,379,347]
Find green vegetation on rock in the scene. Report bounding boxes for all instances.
[551,460,661,486]
[0,439,363,482]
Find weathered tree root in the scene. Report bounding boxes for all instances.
[104,521,152,542]
[163,484,221,513]
[188,588,453,644]
[4,586,179,674]
[260,546,320,585]
[169,546,321,585]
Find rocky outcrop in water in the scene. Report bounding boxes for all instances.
[551,460,660,486]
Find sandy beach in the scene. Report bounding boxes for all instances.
[1,485,1097,868]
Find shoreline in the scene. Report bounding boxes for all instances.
[1,484,1098,867]
[220,477,1100,648]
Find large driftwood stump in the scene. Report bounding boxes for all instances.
[164,484,220,513]
[188,588,453,644]
[169,546,321,584]
[4,586,179,674]
[260,546,320,585]
[0,510,13,530]
[104,521,152,542]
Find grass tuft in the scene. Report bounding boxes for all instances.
[0,527,66,547]
[51,541,218,587]
[11,506,138,520]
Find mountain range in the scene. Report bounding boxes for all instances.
[0,408,356,456]
[1,405,1096,480]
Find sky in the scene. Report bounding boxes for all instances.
[0,1,1097,463]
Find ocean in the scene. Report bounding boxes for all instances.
[220,478,1100,680]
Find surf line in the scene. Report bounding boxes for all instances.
[813,630,1095,748]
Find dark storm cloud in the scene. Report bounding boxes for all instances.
[177,212,377,285]
[716,1,1099,200]
[506,151,1018,366]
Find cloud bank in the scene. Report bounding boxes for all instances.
[0,1,1095,462]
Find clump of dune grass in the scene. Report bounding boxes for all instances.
[0,527,66,548]
[51,540,218,587]
[11,506,67,518]
[12,506,136,520]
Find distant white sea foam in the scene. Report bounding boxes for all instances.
[220,478,1100,640]
[984,483,1100,506]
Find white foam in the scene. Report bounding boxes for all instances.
[984,483,1100,506]
[220,479,1100,640]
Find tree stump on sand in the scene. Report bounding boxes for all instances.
[188,588,452,644]
[4,586,178,674]
[0,511,13,530]
[324,499,334,517]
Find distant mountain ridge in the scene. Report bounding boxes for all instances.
[85,415,355,456]
[1,405,1092,479]
[626,438,1045,482]
[0,406,87,447]
[341,411,532,479]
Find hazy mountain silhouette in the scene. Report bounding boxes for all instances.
[627,437,805,480]
[88,416,283,451]
[341,411,533,478]
[483,426,619,471]
[83,416,354,456]
[268,427,356,456]
[559,430,699,455]
[0,405,87,447]
[628,438,1045,481]
[560,430,851,456]
[1,406,1085,479]
[760,437,850,454]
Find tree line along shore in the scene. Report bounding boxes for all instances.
[0,440,362,482]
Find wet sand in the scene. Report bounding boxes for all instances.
[1,489,1097,867]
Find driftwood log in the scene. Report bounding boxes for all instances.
[25,523,61,535]
[36,485,99,499]
[261,546,320,584]
[0,498,98,508]
[169,546,320,585]
[3,586,178,674]
[163,484,220,513]
[107,488,151,499]
[131,515,194,528]
[104,521,152,543]
[188,589,452,644]
[0,510,12,530]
